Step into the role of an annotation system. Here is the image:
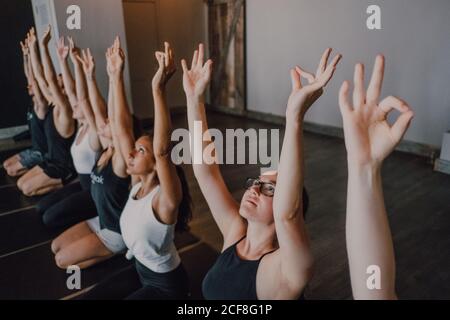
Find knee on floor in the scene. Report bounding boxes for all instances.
[21,182,36,197]
[51,239,61,255]
[54,251,73,269]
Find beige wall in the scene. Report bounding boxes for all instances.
[155,0,208,110]
[31,0,208,118]
[246,0,450,147]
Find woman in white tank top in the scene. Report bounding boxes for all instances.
[70,122,97,188]
[80,40,192,300]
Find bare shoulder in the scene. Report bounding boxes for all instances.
[256,251,304,299]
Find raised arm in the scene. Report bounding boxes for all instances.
[71,47,101,152]
[106,38,130,177]
[56,37,77,108]
[20,40,31,87]
[181,44,240,240]
[27,50,48,119]
[272,48,342,296]
[339,55,414,300]
[78,47,110,149]
[39,26,74,135]
[151,42,182,221]
[27,28,53,103]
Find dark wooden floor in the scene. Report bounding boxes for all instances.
[0,111,449,299]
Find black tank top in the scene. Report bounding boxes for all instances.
[44,109,75,168]
[28,107,48,154]
[90,152,130,234]
[202,237,277,300]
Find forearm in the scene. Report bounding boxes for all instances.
[40,43,58,90]
[87,74,108,126]
[73,59,89,103]
[29,43,52,102]
[273,118,305,221]
[153,89,172,157]
[112,74,133,135]
[186,95,221,178]
[28,56,47,117]
[59,58,77,106]
[23,55,31,86]
[346,164,396,299]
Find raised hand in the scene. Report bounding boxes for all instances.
[40,25,52,46]
[287,48,342,119]
[181,43,213,98]
[56,37,69,61]
[67,37,81,65]
[76,48,95,78]
[339,55,414,167]
[20,40,29,56]
[152,42,176,91]
[27,28,37,48]
[105,37,125,78]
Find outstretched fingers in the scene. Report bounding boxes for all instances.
[366,54,385,104]
[290,69,302,91]
[319,53,342,87]
[339,80,353,115]
[353,63,365,108]
[316,48,332,76]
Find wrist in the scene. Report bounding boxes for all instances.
[285,108,305,124]
[348,161,382,179]
[110,72,122,83]
[152,86,166,96]
[186,94,204,105]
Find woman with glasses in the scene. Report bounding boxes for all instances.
[182,44,341,300]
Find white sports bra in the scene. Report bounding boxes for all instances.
[70,125,97,175]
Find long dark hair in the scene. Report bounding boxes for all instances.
[140,125,193,232]
[174,165,193,232]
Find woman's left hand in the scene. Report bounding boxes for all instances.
[152,42,176,91]
[287,48,342,120]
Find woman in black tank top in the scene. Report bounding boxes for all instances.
[182,45,342,300]
[3,41,49,178]
[17,26,77,197]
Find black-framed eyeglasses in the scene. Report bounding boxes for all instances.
[245,178,276,197]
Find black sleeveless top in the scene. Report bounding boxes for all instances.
[28,107,48,154]
[202,237,277,300]
[90,152,130,234]
[44,109,75,168]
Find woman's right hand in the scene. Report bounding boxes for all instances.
[67,37,80,65]
[339,55,414,168]
[105,37,125,79]
[77,48,95,78]
[56,37,69,61]
[181,43,213,99]
[20,40,29,56]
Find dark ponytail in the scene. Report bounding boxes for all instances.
[175,165,193,232]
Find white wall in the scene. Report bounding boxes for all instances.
[246,0,450,147]
[31,0,60,73]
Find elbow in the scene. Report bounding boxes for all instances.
[154,146,172,159]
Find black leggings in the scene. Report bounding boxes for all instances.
[79,261,189,300]
[36,174,97,229]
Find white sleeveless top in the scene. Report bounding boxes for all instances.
[120,183,181,273]
[70,126,96,175]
